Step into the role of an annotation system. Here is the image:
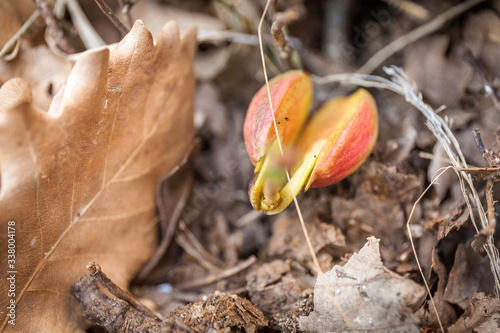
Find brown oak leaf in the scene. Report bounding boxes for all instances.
[0,21,195,332]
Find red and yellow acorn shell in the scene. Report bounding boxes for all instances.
[244,70,378,215]
[244,70,312,166]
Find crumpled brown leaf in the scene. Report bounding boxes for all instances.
[299,237,425,333]
[448,292,500,333]
[164,292,268,333]
[268,214,346,271]
[443,242,495,310]
[246,260,314,313]
[404,35,473,107]
[0,20,195,332]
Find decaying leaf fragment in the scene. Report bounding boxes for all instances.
[0,21,195,332]
[299,237,425,332]
[164,292,269,333]
[448,292,500,332]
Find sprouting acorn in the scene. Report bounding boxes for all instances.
[244,71,378,215]
[244,70,312,211]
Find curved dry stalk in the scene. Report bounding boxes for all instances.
[66,0,106,49]
[0,10,40,58]
[406,166,455,333]
[258,1,357,332]
[316,66,500,328]
[356,0,486,74]
[258,0,321,273]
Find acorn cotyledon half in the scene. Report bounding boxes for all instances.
[244,70,378,215]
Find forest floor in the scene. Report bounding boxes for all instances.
[2,0,500,332]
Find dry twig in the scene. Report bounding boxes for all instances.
[35,0,75,53]
[94,0,129,36]
[258,1,358,332]
[472,129,498,246]
[356,0,486,74]
[86,262,161,320]
[72,273,164,332]
[382,0,429,21]
[66,0,105,49]
[0,10,40,59]
[175,220,225,273]
[175,256,257,290]
[270,7,301,60]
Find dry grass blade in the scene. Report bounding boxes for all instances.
[356,0,487,74]
[66,0,105,49]
[258,1,357,331]
[0,10,40,58]
[316,66,500,329]
[405,166,454,332]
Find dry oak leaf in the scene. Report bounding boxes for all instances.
[0,42,73,112]
[299,237,425,333]
[0,21,195,332]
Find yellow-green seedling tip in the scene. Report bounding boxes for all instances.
[248,141,284,211]
[263,89,378,215]
[263,142,323,215]
[244,71,312,212]
[244,75,378,215]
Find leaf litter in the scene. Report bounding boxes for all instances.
[2,0,500,332]
[0,20,195,332]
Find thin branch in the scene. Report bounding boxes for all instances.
[175,220,224,273]
[66,0,105,49]
[486,180,497,229]
[94,0,129,36]
[356,0,486,74]
[35,0,75,53]
[175,256,257,290]
[472,128,486,154]
[86,262,161,320]
[0,10,40,58]
[196,30,260,45]
[270,7,301,60]
[258,1,357,332]
[382,0,429,21]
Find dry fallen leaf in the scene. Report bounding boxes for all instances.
[0,20,195,332]
[0,42,73,111]
[268,214,346,270]
[299,237,425,333]
[246,260,314,313]
[404,35,473,107]
[443,242,495,310]
[164,292,269,332]
[448,292,500,333]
